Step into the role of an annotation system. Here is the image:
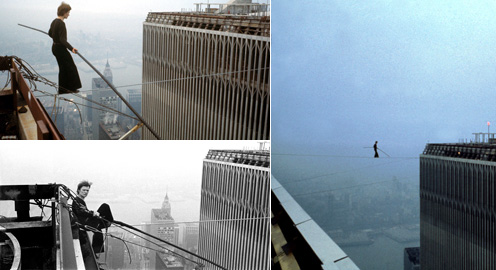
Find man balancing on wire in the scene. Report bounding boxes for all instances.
[373,141,379,158]
[48,2,81,94]
[72,180,114,258]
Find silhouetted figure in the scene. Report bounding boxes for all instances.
[48,2,81,94]
[374,141,379,158]
[72,181,113,256]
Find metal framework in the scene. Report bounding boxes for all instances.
[0,57,64,140]
[142,13,270,140]
[0,184,99,270]
[198,150,270,269]
[420,145,496,269]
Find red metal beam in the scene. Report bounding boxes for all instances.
[11,59,64,140]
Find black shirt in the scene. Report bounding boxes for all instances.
[48,19,74,51]
[72,196,93,223]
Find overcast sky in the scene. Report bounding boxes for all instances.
[0,141,266,225]
[0,0,269,39]
[0,0,200,42]
[272,0,496,158]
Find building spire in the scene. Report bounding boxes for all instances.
[103,57,113,83]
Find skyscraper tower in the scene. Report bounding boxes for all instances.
[198,149,270,270]
[148,194,176,269]
[162,192,171,216]
[420,141,496,269]
[142,10,270,140]
[103,60,113,82]
[89,60,122,139]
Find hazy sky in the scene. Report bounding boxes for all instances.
[0,0,200,43]
[0,0,269,38]
[0,141,266,225]
[272,0,496,157]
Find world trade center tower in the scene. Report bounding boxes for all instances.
[420,139,496,269]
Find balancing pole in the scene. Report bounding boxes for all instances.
[18,23,162,140]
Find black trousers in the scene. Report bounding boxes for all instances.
[52,44,81,92]
[80,203,113,254]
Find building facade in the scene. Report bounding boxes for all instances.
[198,149,270,270]
[142,12,270,140]
[420,143,496,269]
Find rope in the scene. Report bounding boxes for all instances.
[291,175,418,197]
[17,24,161,139]
[81,219,203,267]
[20,69,139,121]
[128,216,270,226]
[272,153,419,159]
[111,219,222,269]
[57,185,209,268]
[13,56,139,124]
[282,158,417,185]
[110,223,202,266]
[75,66,269,94]
[33,87,138,121]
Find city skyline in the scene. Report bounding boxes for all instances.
[0,141,267,226]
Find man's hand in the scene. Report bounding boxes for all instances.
[93,211,100,217]
[72,48,78,54]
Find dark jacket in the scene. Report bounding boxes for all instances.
[72,196,93,224]
[48,19,74,50]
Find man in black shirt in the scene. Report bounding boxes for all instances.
[72,181,113,256]
[48,2,81,94]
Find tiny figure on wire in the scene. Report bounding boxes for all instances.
[374,141,379,158]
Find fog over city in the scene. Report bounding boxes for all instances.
[0,141,263,226]
[272,0,496,269]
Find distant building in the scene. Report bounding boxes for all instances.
[90,60,123,139]
[127,89,142,117]
[148,194,176,270]
[420,142,496,269]
[142,9,270,140]
[404,247,420,270]
[45,105,64,136]
[156,253,184,270]
[106,229,126,269]
[174,223,199,250]
[98,120,127,140]
[198,149,270,269]
[125,89,142,139]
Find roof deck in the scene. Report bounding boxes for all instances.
[422,143,496,161]
[145,12,270,37]
[205,149,270,167]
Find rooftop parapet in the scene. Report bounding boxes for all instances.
[422,143,496,161]
[145,12,270,37]
[205,149,270,167]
